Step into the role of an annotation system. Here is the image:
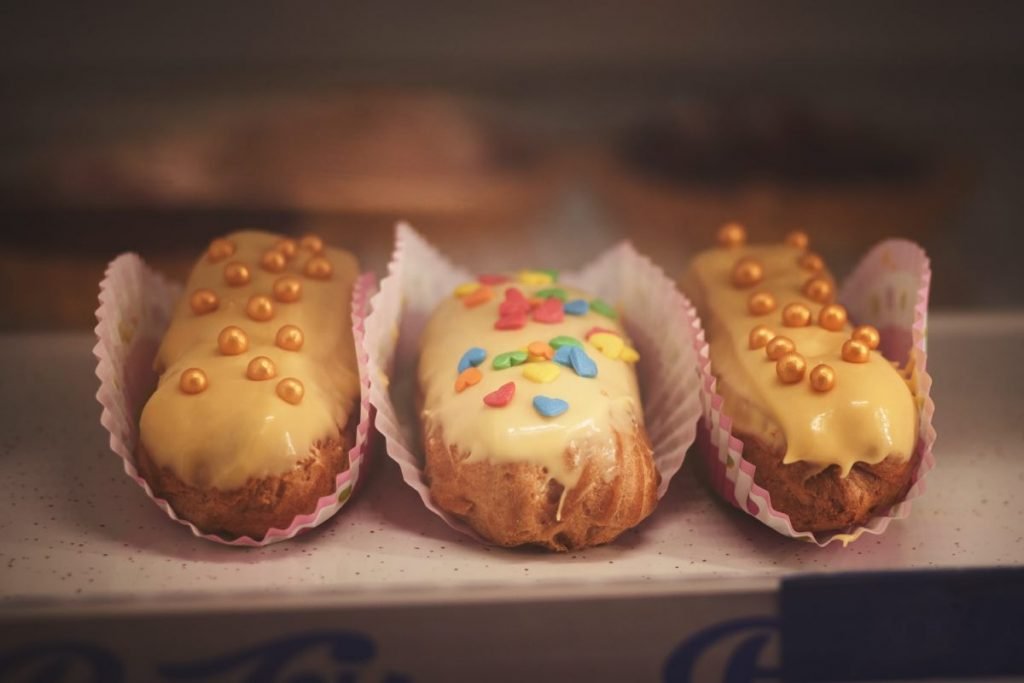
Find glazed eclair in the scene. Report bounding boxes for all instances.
[137,230,360,539]
[682,225,919,532]
[418,271,659,551]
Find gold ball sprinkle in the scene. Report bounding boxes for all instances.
[275,238,298,258]
[217,326,249,355]
[749,325,775,350]
[803,277,834,304]
[717,222,747,248]
[810,364,836,392]
[189,289,218,315]
[246,295,274,322]
[275,324,304,351]
[785,230,809,250]
[179,368,208,394]
[731,258,763,288]
[782,302,812,327]
[246,356,277,381]
[776,352,807,384]
[300,233,324,253]
[766,335,796,360]
[852,324,881,350]
[748,291,777,316]
[207,238,236,263]
[273,275,302,303]
[799,252,824,272]
[261,249,287,273]
[304,256,332,279]
[842,339,871,363]
[276,378,305,405]
[224,262,251,287]
[819,304,848,331]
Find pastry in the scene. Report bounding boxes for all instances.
[136,230,360,539]
[681,225,919,532]
[418,272,659,551]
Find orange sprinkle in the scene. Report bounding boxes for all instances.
[455,367,483,392]
[527,341,555,360]
[462,285,494,308]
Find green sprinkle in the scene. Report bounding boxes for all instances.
[541,269,559,282]
[549,335,583,349]
[535,287,567,301]
[590,298,618,320]
[493,350,528,369]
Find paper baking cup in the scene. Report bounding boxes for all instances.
[697,239,936,546]
[364,222,703,542]
[93,254,376,546]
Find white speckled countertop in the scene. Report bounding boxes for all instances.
[2,312,1022,611]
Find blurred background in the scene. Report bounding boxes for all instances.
[1,1,1022,329]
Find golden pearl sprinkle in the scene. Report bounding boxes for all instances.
[246,356,277,381]
[731,258,763,288]
[275,238,298,258]
[798,252,824,272]
[810,364,836,392]
[189,289,218,315]
[217,326,249,355]
[803,277,834,304]
[852,324,881,350]
[782,302,812,327]
[748,291,777,316]
[304,256,333,279]
[261,249,287,273]
[246,295,275,322]
[224,262,251,287]
[749,325,774,350]
[842,339,871,363]
[819,304,848,332]
[300,233,324,253]
[275,324,304,351]
[766,335,796,360]
[273,275,302,303]
[776,352,807,384]
[276,378,305,405]
[179,368,208,394]
[207,238,236,263]
[785,230,809,250]
[717,222,747,248]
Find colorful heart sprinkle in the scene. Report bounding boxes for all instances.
[527,341,554,360]
[453,282,481,298]
[462,285,493,308]
[568,347,598,378]
[533,395,569,417]
[563,299,588,316]
[584,326,619,341]
[620,346,640,363]
[523,362,561,383]
[457,347,487,373]
[590,331,625,359]
[535,287,567,301]
[532,298,564,324]
[495,313,527,330]
[483,381,516,407]
[549,335,583,349]
[477,274,508,285]
[518,270,554,286]
[455,367,482,393]
[493,350,528,369]
[552,345,574,366]
[500,287,530,316]
[590,298,618,319]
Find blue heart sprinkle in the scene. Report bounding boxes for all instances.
[533,395,569,417]
[563,299,589,316]
[568,347,598,378]
[552,345,574,367]
[457,347,487,373]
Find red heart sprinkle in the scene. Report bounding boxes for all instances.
[495,313,527,330]
[478,274,507,285]
[585,326,619,340]
[500,287,530,316]
[483,381,516,407]
[533,298,565,324]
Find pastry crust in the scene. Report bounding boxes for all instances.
[423,418,659,551]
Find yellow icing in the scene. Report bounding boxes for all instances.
[683,244,917,475]
[418,282,643,490]
[139,230,360,490]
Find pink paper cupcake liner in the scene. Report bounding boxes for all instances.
[694,239,936,546]
[364,222,704,542]
[93,253,376,546]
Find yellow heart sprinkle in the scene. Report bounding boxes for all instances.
[620,346,640,363]
[453,282,481,298]
[590,332,624,359]
[518,270,554,286]
[523,362,561,383]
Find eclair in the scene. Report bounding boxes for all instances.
[418,272,659,551]
[136,230,361,539]
[682,225,919,532]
